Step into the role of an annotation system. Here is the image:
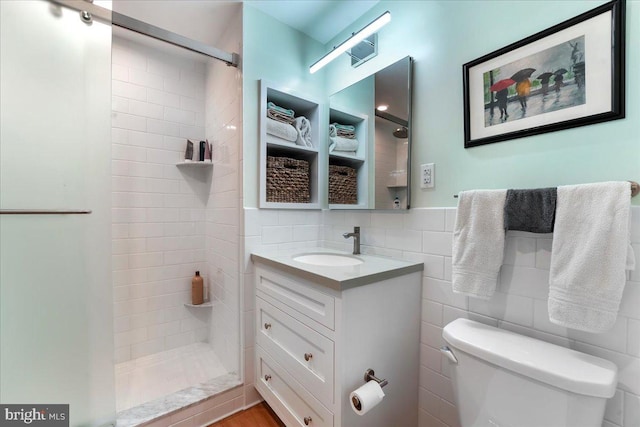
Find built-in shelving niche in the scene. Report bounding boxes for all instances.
[328,106,368,209]
[259,80,322,209]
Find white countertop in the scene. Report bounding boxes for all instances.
[250,247,424,291]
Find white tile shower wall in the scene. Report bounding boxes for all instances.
[320,207,640,427]
[111,37,210,363]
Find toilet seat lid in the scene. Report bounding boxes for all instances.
[443,318,618,398]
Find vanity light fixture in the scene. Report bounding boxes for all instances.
[309,11,391,74]
[376,105,388,111]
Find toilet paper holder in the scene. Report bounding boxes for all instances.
[363,368,388,388]
[351,369,388,412]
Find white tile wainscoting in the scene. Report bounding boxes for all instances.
[243,206,640,427]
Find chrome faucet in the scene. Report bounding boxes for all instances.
[343,226,361,255]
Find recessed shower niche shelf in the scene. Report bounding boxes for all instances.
[184,302,213,308]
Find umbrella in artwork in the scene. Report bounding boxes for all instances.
[536,72,554,81]
[489,78,516,92]
[511,68,536,82]
[554,68,568,75]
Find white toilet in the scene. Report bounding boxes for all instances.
[441,318,618,427]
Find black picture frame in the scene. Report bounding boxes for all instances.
[463,0,625,148]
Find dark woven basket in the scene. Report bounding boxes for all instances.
[329,165,357,204]
[266,156,310,203]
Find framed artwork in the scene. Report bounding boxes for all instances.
[463,0,625,148]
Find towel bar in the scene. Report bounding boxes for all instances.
[453,181,639,198]
[0,209,92,215]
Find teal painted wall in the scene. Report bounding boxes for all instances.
[244,1,639,208]
[242,5,326,208]
[324,0,640,207]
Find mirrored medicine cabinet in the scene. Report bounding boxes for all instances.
[328,56,413,210]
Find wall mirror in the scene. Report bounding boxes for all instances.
[328,56,413,210]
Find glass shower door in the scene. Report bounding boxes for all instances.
[0,1,115,425]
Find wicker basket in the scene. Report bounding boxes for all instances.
[266,156,310,203]
[329,165,357,205]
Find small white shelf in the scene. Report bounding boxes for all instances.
[329,203,368,209]
[329,152,365,163]
[184,302,213,308]
[176,161,215,168]
[267,139,318,154]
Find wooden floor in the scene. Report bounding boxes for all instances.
[209,402,285,427]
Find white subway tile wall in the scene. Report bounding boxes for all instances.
[111,37,209,363]
[244,206,640,427]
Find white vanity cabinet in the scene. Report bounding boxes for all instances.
[252,253,423,427]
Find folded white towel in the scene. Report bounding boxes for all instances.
[329,136,359,152]
[293,116,313,148]
[548,181,633,333]
[452,190,507,299]
[265,133,296,147]
[266,117,297,142]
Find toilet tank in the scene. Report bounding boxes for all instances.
[442,319,618,427]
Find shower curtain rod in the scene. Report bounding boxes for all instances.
[50,0,239,67]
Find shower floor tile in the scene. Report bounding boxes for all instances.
[115,342,227,412]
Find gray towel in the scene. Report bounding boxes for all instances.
[503,187,557,233]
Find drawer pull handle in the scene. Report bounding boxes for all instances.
[264,323,271,329]
[304,416,312,425]
[264,374,271,381]
[304,353,313,361]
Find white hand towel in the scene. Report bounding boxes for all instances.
[452,189,507,299]
[626,212,636,271]
[548,181,632,333]
[293,116,313,147]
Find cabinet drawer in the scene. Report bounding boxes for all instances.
[257,297,334,406]
[256,346,333,427]
[256,266,335,330]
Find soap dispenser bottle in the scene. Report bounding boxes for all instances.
[191,271,204,305]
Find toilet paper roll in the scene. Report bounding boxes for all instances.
[350,380,385,416]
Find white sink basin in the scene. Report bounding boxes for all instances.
[293,253,363,267]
